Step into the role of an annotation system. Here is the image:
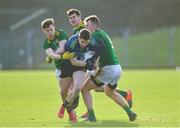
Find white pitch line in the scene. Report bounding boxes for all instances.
[10,8,47,30]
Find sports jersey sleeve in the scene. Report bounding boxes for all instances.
[92,29,119,67]
[64,41,73,52]
[73,21,85,34]
[64,34,78,52]
[95,38,106,55]
[91,37,105,58]
[58,30,68,41]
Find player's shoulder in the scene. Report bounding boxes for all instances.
[55,28,67,35]
[89,37,97,46]
[56,28,65,32]
[93,29,109,42]
[68,34,78,43]
[66,34,78,47]
[43,38,51,49]
[43,38,50,44]
[74,21,85,30]
[93,29,106,37]
[55,29,68,41]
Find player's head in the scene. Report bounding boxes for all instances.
[78,28,91,48]
[41,18,55,39]
[66,8,81,27]
[84,15,100,32]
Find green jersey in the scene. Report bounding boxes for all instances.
[92,29,119,67]
[43,29,68,69]
[73,21,85,34]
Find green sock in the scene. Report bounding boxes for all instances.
[63,100,70,108]
[63,100,72,112]
[88,109,96,120]
[123,105,132,114]
[116,89,127,98]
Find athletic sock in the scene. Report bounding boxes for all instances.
[88,109,96,120]
[63,100,72,111]
[63,100,69,107]
[116,89,127,98]
[123,105,133,114]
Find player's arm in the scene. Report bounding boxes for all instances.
[70,57,95,71]
[45,48,75,60]
[70,57,86,67]
[45,48,62,60]
[90,38,105,59]
[93,56,101,77]
[55,40,66,55]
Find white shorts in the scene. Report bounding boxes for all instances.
[55,69,62,80]
[96,64,122,85]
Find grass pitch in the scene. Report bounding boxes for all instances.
[0,70,179,127]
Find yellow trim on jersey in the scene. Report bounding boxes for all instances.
[70,40,78,49]
[47,30,60,44]
[47,39,51,44]
[55,30,60,36]
[74,21,85,30]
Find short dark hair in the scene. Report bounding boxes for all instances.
[78,28,91,40]
[66,8,81,16]
[41,18,54,29]
[84,15,100,27]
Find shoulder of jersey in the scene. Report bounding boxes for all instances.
[66,34,78,47]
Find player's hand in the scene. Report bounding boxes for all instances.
[62,52,75,59]
[46,56,53,63]
[94,68,102,77]
[86,70,95,77]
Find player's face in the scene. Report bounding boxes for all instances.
[85,20,96,32]
[68,13,81,27]
[43,24,55,39]
[78,38,89,48]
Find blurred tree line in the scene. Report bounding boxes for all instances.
[0,0,179,69]
[0,0,180,35]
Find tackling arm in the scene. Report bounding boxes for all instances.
[55,40,66,55]
[45,48,62,60]
[70,57,95,71]
[45,48,75,60]
[70,57,86,67]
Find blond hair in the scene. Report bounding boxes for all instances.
[84,15,100,27]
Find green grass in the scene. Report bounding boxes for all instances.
[0,70,180,127]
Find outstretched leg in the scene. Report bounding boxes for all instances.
[104,85,137,121]
[81,78,100,122]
